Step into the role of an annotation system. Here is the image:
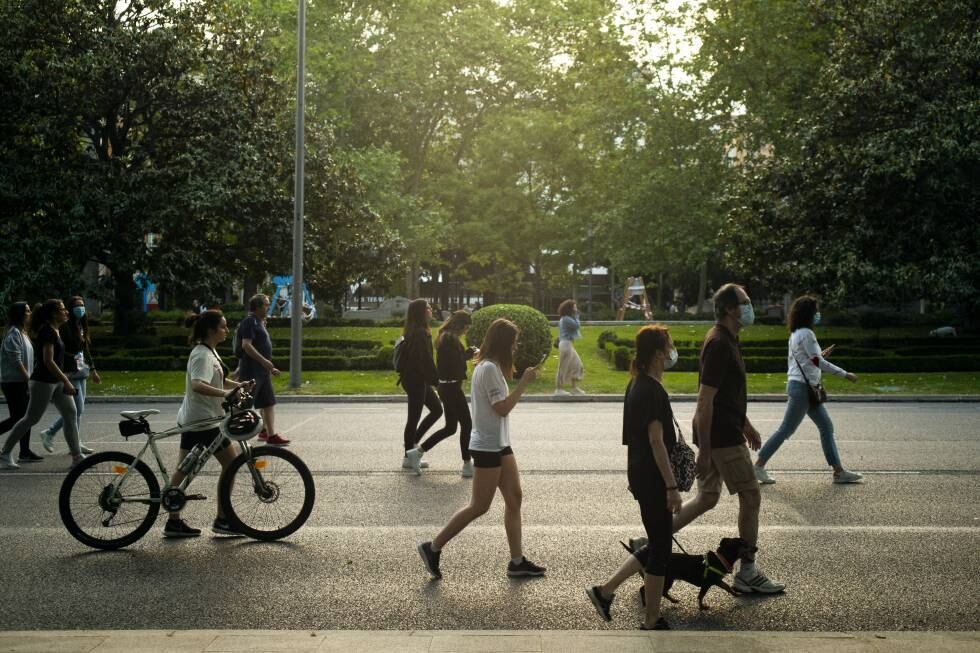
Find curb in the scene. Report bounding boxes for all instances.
[68,393,980,404]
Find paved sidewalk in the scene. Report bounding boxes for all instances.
[2,630,978,652]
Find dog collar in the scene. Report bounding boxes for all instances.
[714,551,734,572]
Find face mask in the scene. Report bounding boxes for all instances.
[72,306,86,319]
[665,348,678,369]
[814,312,822,326]
[738,303,755,326]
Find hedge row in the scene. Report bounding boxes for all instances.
[607,347,980,373]
[99,347,394,372]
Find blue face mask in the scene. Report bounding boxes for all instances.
[665,348,678,369]
[72,306,86,319]
[814,312,822,326]
[738,303,755,326]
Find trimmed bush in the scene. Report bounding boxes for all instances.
[468,304,551,376]
[613,346,632,371]
[597,330,618,350]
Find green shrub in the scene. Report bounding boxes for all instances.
[597,330,617,349]
[613,346,632,371]
[468,304,551,376]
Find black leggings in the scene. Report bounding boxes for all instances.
[402,379,443,451]
[631,487,673,576]
[419,382,472,461]
[0,382,31,455]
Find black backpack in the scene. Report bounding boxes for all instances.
[233,320,246,359]
[392,336,406,373]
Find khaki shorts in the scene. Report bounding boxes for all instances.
[698,444,758,495]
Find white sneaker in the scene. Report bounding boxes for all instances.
[570,387,586,395]
[461,460,474,478]
[79,443,94,455]
[734,569,785,594]
[754,466,776,484]
[70,453,88,470]
[401,455,428,470]
[834,468,864,484]
[554,389,570,396]
[40,429,55,453]
[0,453,20,470]
[404,448,424,475]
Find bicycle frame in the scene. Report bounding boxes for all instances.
[110,413,254,508]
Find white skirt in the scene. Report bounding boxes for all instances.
[556,339,584,385]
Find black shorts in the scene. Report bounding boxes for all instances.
[179,427,228,452]
[242,374,277,409]
[469,446,514,468]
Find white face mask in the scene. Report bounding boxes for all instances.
[814,312,822,326]
[738,303,755,326]
[665,348,678,369]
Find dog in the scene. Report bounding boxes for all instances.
[623,536,757,610]
[930,326,957,337]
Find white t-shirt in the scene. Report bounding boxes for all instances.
[177,344,225,428]
[469,360,511,452]
[787,328,847,385]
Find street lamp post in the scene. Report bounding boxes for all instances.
[289,0,306,388]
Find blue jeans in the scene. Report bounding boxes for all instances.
[757,380,841,467]
[45,376,86,437]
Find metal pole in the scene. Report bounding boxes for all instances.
[289,0,306,388]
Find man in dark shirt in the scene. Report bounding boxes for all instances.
[672,283,785,594]
[239,294,289,446]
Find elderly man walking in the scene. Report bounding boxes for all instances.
[238,294,289,446]
[673,283,785,594]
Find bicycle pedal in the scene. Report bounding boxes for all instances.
[185,494,208,501]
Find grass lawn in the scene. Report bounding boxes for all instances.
[88,323,978,396]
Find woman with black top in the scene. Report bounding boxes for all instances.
[586,325,682,629]
[404,311,477,477]
[399,299,443,471]
[40,296,101,455]
[0,299,85,470]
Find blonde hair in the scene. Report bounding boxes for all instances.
[475,318,518,379]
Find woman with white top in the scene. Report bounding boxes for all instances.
[162,310,249,538]
[417,318,545,579]
[753,296,863,484]
[555,299,585,395]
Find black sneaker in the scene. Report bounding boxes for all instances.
[507,556,546,577]
[212,517,244,537]
[418,541,442,579]
[163,518,201,538]
[586,585,614,622]
[17,450,44,463]
[640,617,671,630]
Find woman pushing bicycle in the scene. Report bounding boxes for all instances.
[163,310,253,539]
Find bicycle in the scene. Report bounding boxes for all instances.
[58,385,315,550]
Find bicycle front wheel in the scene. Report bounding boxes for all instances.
[59,451,161,550]
[219,445,315,541]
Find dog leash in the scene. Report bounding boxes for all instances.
[672,535,688,554]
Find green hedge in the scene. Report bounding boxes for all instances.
[468,304,551,376]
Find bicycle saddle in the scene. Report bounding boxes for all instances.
[120,409,160,420]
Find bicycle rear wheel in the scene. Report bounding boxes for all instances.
[218,445,315,541]
[59,451,161,550]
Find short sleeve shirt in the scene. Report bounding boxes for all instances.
[623,375,676,498]
[468,360,511,452]
[177,344,225,426]
[31,324,65,383]
[238,315,272,379]
[698,324,747,448]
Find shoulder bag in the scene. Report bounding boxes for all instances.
[669,414,697,492]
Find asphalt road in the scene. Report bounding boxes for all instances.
[0,401,978,632]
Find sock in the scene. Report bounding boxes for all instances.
[511,556,524,566]
[740,560,757,576]
[430,542,441,553]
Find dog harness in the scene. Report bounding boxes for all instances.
[703,551,733,581]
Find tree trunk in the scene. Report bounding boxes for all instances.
[657,272,664,311]
[112,267,136,337]
[696,261,708,318]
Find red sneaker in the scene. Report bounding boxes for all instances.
[257,431,269,441]
[265,433,290,446]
